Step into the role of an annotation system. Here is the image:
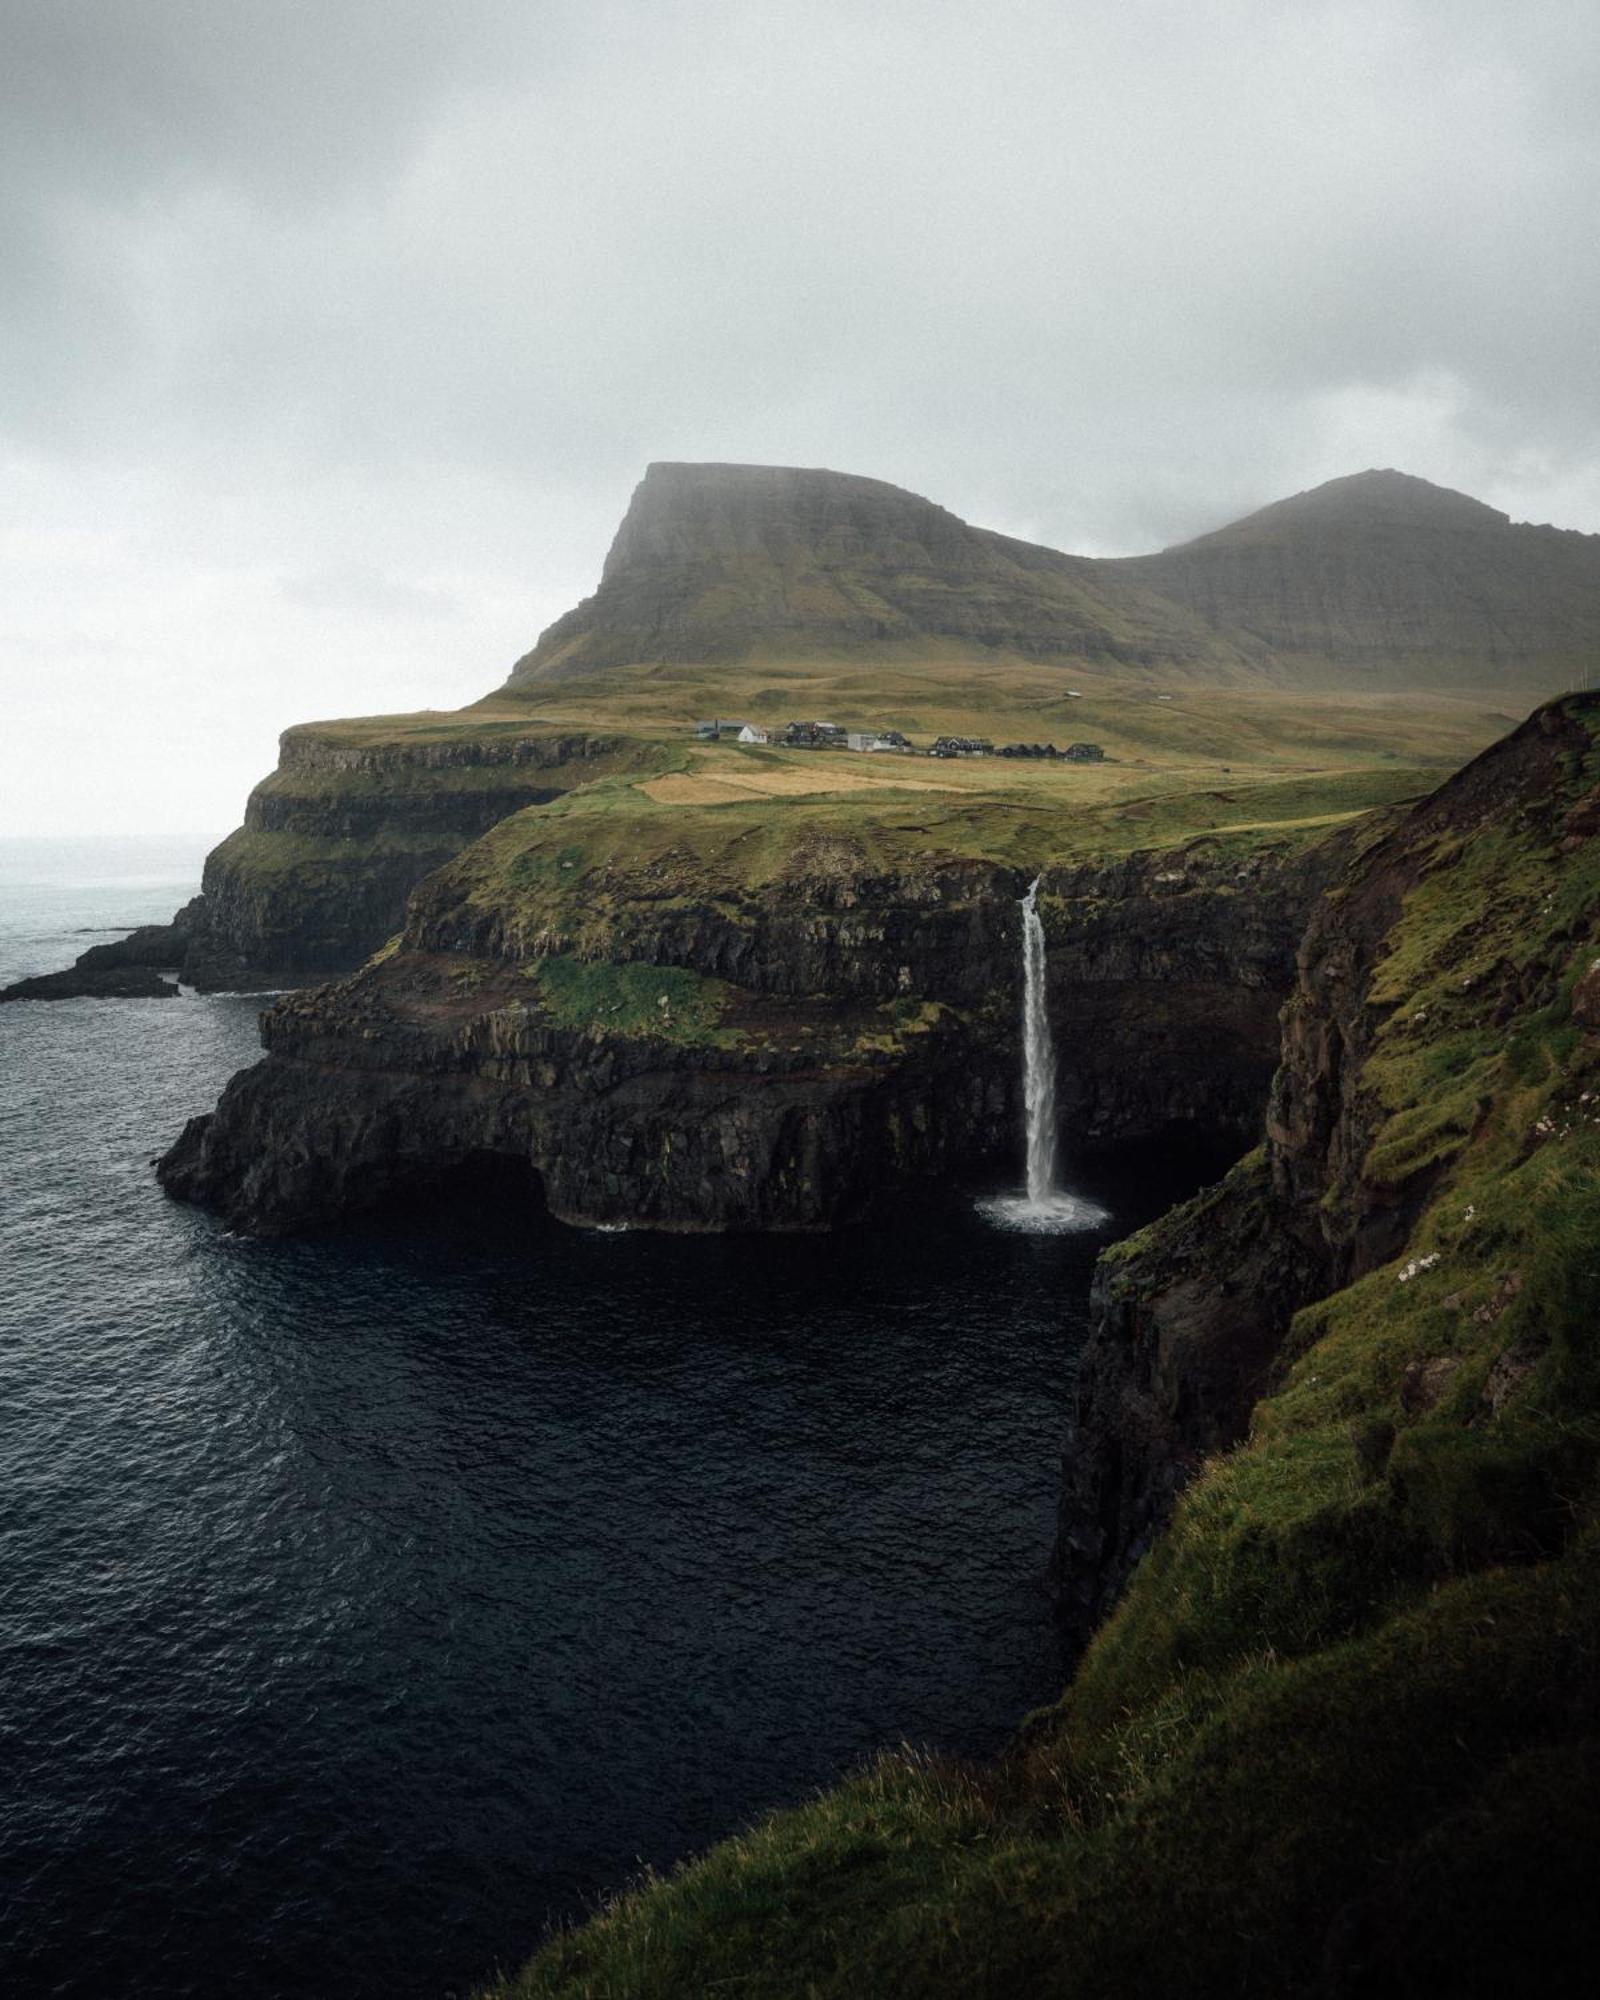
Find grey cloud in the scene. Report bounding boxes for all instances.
[4,0,1599,833]
[7,0,1599,550]
[278,566,460,621]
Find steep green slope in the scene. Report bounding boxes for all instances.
[1113,467,1600,694]
[483,696,1600,1997]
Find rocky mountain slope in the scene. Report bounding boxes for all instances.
[481,691,1600,1997]
[1113,467,1600,692]
[510,461,1600,700]
[507,461,1253,685]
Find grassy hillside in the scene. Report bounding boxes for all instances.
[480,699,1600,1997]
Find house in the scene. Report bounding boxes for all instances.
[846,729,914,753]
[930,735,993,758]
[737,724,769,745]
[781,720,848,750]
[691,719,752,741]
[1064,741,1105,762]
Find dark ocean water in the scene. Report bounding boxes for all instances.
[0,840,1213,1999]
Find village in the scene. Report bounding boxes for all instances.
[691,717,1106,761]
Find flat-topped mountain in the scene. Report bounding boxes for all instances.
[506,461,1600,698]
[1113,467,1600,690]
[507,461,1252,684]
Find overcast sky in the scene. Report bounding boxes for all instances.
[4,0,1598,837]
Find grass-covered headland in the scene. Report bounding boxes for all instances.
[482,699,1600,1997]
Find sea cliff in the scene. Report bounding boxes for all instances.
[158,823,1341,1234]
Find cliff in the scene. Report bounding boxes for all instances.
[1056,688,1600,1634]
[1113,467,1600,693]
[3,719,652,999]
[477,694,1600,1998]
[157,800,1344,1235]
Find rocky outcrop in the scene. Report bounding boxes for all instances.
[157,823,1343,1236]
[1,899,203,1001]
[22,726,640,997]
[178,724,638,988]
[1055,693,1600,1642]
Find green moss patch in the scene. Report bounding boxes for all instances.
[530,955,735,1045]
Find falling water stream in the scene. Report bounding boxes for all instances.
[981,875,1109,1233]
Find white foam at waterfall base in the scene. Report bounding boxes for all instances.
[979,1190,1109,1234]
[978,874,1109,1235]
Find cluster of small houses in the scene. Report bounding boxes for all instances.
[692,718,1105,762]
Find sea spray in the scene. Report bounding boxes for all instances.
[981,873,1108,1233]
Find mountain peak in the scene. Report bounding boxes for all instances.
[599,462,969,584]
[1180,469,1511,548]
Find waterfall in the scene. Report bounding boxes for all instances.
[1020,875,1057,1205]
[979,873,1108,1233]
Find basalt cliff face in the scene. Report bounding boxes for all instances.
[1057,691,1600,1638]
[180,723,635,989]
[157,828,1342,1236]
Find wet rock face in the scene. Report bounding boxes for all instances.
[156,838,1337,1238]
[158,954,1011,1234]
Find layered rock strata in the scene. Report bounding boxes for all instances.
[158,825,1343,1235]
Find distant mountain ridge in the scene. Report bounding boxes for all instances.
[1111,467,1600,690]
[506,462,1600,698]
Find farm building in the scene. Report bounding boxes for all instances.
[781,720,848,749]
